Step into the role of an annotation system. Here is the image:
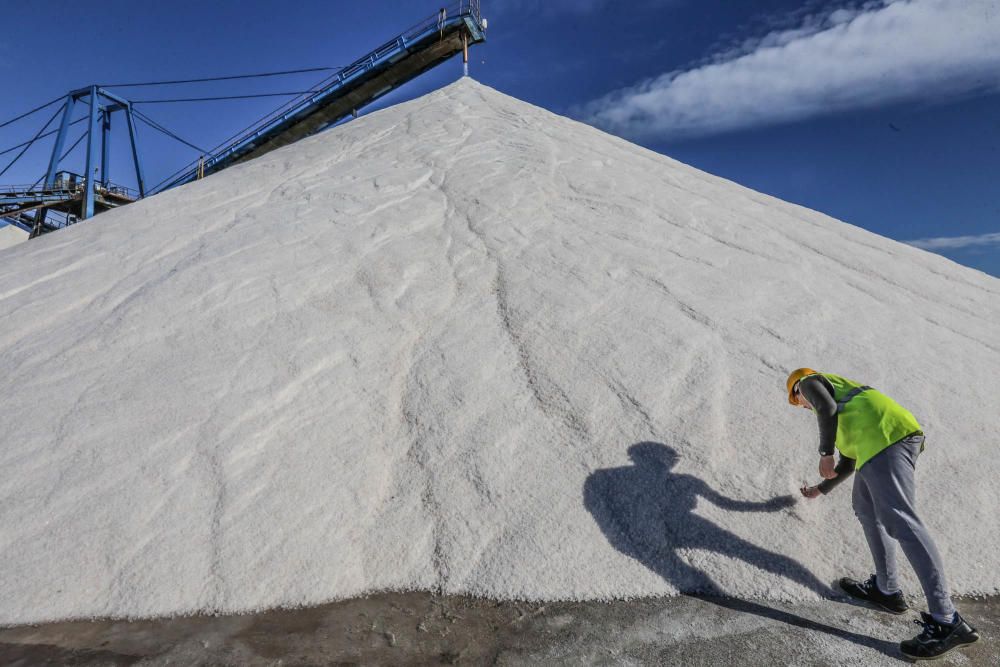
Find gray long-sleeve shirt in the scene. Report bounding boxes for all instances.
[797,374,856,494]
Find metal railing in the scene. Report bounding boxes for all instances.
[1,182,80,196]
[0,178,137,201]
[95,182,139,200]
[0,182,83,198]
[401,0,482,42]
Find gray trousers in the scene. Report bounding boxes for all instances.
[852,434,955,619]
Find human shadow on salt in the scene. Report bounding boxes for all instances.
[584,442,899,658]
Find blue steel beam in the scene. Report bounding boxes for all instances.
[96,88,134,112]
[125,106,146,197]
[100,109,111,189]
[82,86,99,219]
[44,96,76,187]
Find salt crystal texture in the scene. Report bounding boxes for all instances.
[1,79,998,625]
[0,224,27,251]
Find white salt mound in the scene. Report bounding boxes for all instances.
[0,223,27,251]
[1,79,998,626]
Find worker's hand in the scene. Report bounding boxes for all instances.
[800,485,822,499]
[819,455,837,479]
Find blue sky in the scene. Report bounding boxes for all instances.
[2,0,998,276]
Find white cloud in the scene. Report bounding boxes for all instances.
[581,0,1000,139]
[906,231,1000,250]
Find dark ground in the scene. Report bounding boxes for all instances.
[1,592,996,666]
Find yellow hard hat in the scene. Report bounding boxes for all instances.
[786,368,819,405]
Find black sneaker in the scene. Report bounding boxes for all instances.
[838,574,908,614]
[900,611,980,661]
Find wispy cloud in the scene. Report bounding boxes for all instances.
[581,0,1000,139]
[906,231,1000,250]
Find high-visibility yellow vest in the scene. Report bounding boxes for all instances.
[817,372,923,469]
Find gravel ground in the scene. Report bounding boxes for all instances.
[1,592,995,666]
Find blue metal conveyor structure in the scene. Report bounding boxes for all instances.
[1,0,486,238]
[154,0,486,193]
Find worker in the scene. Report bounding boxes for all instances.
[789,368,980,660]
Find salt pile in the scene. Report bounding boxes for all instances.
[0,224,27,251]
[1,79,998,626]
